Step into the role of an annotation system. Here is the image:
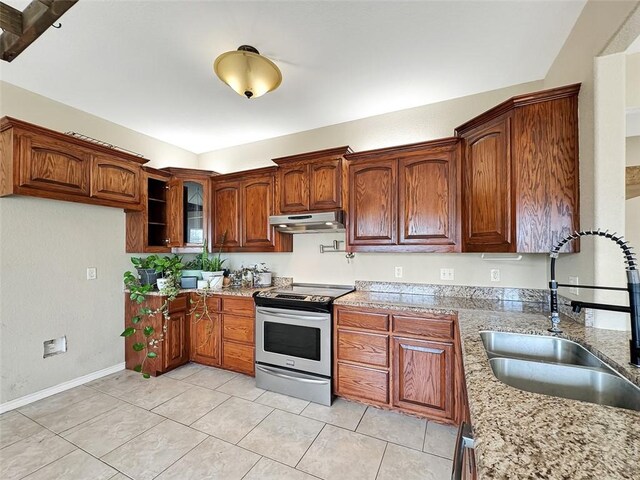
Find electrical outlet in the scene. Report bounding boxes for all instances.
[440,268,455,281]
[490,269,501,282]
[569,276,579,295]
[87,267,97,280]
[43,336,67,358]
[394,266,403,278]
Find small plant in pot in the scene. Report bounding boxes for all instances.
[182,242,206,280]
[131,255,162,287]
[201,234,227,289]
[154,255,184,292]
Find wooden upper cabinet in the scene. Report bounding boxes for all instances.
[273,146,351,214]
[278,163,309,213]
[212,167,292,253]
[213,180,242,249]
[309,158,342,210]
[346,138,461,252]
[398,149,459,249]
[1,117,146,210]
[17,131,92,196]
[91,155,140,205]
[242,175,274,248]
[460,114,513,251]
[456,84,580,253]
[166,178,184,248]
[349,158,397,246]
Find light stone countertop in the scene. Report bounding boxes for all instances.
[126,286,271,297]
[334,290,640,480]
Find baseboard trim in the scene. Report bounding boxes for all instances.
[0,362,125,414]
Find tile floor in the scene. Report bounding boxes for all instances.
[0,364,457,480]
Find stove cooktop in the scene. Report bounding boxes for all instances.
[254,283,354,311]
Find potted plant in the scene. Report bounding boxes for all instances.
[154,255,184,291]
[202,234,227,289]
[182,242,206,280]
[131,255,162,286]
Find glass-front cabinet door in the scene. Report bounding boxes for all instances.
[183,181,205,245]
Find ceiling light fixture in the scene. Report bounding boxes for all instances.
[213,45,282,99]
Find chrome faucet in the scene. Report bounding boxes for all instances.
[549,230,640,367]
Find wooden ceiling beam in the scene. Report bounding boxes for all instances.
[0,0,78,62]
[0,2,23,35]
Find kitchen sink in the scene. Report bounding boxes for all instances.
[480,331,607,368]
[488,357,640,411]
[480,331,640,411]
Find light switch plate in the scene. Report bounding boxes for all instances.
[394,266,403,278]
[440,268,454,281]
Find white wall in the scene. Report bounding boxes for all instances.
[0,82,197,404]
[201,81,552,289]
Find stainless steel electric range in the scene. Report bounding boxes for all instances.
[253,283,354,406]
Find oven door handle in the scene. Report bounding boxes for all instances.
[256,307,328,322]
[451,422,474,480]
[256,365,330,385]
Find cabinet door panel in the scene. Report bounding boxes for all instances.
[392,337,453,419]
[336,363,389,404]
[279,164,309,213]
[309,159,341,210]
[91,156,140,204]
[190,310,221,367]
[242,177,274,248]
[213,182,241,249]
[167,178,184,247]
[399,153,457,247]
[349,159,397,245]
[462,115,512,251]
[18,133,91,195]
[165,310,188,371]
[223,315,254,343]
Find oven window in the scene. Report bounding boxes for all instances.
[263,322,321,361]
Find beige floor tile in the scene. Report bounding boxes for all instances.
[356,407,426,450]
[0,431,76,480]
[191,396,272,444]
[116,376,191,410]
[239,409,324,467]
[244,457,318,480]
[22,449,116,480]
[377,443,452,480]
[102,419,206,480]
[215,374,265,401]
[163,362,204,380]
[422,421,458,459]
[0,410,46,449]
[255,391,310,414]
[297,424,386,480]
[36,392,122,434]
[152,386,229,425]
[18,386,97,420]
[86,370,141,396]
[300,397,366,430]
[181,366,238,390]
[155,436,260,479]
[62,403,164,457]
[108,474,131,480]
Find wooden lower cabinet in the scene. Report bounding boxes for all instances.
[188,294,256,375]
[392,337,454,420]
[334,305,464,425]
[164,310,190,371]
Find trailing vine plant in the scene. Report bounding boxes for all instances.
[121,255,183,378]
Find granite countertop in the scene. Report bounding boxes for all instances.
[335,290,640,479]
[126,286,272,297]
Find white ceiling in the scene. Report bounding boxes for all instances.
[0,1,586,154]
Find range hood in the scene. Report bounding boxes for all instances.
[269,211,345,234]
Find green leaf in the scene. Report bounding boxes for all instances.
[132,342,145,352]
[131,315,141,324]
[147,351,157,359]
[120,327,135,337]
[143,326,155,337]
[133,364,142,372]
[142,373,151,379]
[140,307,152,315]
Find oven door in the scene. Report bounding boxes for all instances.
[255,306,331,377]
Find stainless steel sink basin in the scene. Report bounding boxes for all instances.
[480,331,607,368]
[488,357,640,411]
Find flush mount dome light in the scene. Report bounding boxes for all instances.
[214,45,282,99]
